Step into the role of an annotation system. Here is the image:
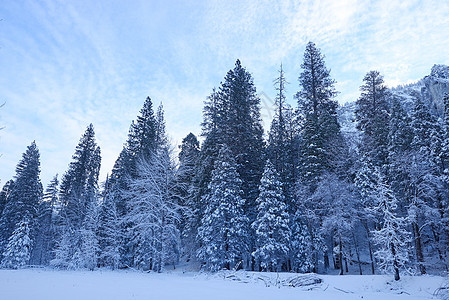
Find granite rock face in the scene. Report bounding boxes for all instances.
[391,64,449,117]
[337,65,449,149]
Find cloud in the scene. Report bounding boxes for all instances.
[1,0,448,185]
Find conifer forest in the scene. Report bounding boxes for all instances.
[3,41,449,282]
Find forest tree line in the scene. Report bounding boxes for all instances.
[1,42,449,281]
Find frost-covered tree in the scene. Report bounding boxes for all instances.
[31,175,59,265]
[98,177,123,269]
[197,145,248,271]
[197,61,264,221]
[252,161,290,272]
[369,169,410,281]
[355,70,390,167]
[316,173,355,275]
[295,42,341,185]
[0,180,14,218]
[54,124,101,269]
[0,141,42,259]
[267,65,298,212]
[290,218,313,273]
[1,219,32,269]
[176,133,200,261]
[126,147,182,272]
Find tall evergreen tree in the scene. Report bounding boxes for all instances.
[98,176,123,269]
[54,124,101,269]
[294,42,344,273]
[177,133,200,259]
[1,219,32,269]
[0,180,14,217]
[267,64,297,212]
[355,70,390,167]
[295,41,342,186]
[197,145,248,271]
[200,60,265,218]
[0,141,42,259]
[31,175,59,265]
[252,161,290,272]
[106,97,160,266]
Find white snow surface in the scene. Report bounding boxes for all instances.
[0,268,444,300]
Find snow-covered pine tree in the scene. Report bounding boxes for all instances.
[187,91,222,253]
[0,180,14,218]
[31,175,59,265]
[1,219,32,269]
[289,217,313,273]
[197,144,248,271]
[192,61,264,269]
[294,41,344,273]
[252,160,290,272]
[54,124,101,269]
[295,42,341,186]
[370,168,411,281]
[125,106,182,272]
[0,141,42,260]
[98,176,122,269]
[354,157,380,274]
[387,98,437,274]
[355,70,390,167]
[267,64,297,213]
[177,133,200,260]
[106,97,160,267]
[198,61,264,222]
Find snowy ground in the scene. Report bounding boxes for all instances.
[0,268,445,300]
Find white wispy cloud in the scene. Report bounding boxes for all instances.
[1,0,448,185]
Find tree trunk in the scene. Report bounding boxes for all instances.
[363,221,375,274]
[339,237,343,275]
[391,242,400,281]
[352,231,362,275]
[412,222,426,274]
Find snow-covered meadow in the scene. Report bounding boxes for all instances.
[0,269,445,300]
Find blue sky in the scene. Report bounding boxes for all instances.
[1,0,448,186]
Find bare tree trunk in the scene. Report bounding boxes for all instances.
[339,236,344,275]
[363,221,375,274]
[412,222,426,274]
[352,231,362,275]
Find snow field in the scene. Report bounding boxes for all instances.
[0,269,444,300]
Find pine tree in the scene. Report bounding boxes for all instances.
[355,70,390,167]
[31,175,59,265]
[98,177,122,269]
[197,145,248,271]
[294,42,344,273]
[354,157,379,274]
[295,42,343,186]
[177,133,200,259]
[200,60,265,219]
[0,141,42,258]
[267,64,297,212]
[54,124,101,269]
[106,97,160,267]
[387,98,432,274]
[252,160,290,272]
[1,219,32,269]
[290,218,313,273]
[0,180,14,217]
